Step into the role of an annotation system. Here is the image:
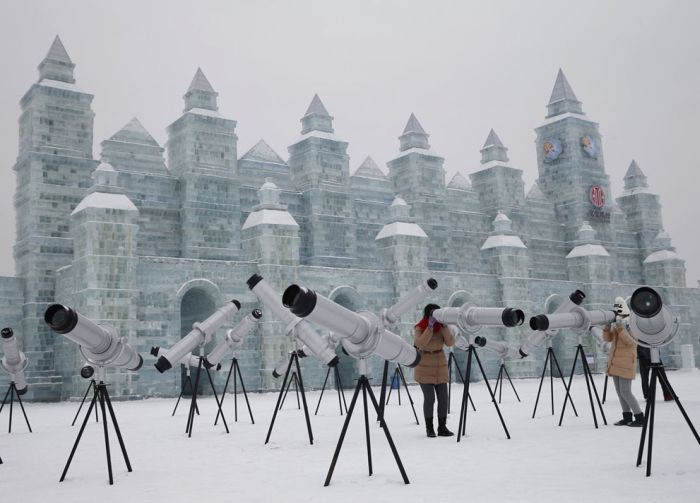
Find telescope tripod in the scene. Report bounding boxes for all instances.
[457,345,510,442]
[636,353,700,476]
[172,367,200,417]
[559,342,606,428]
[533,346,579,418]
[492,359,521,404]
[279,369,302,410]
[71,379,99,426]
[185,357,229,438]
[60,369,131,485]
[325,359,409,486]
[0,381,32,433]
[265,350,313,445]
[378,361,419,425]
[315,363,348,416]
[215,357,254,425]
[447,351,475,414]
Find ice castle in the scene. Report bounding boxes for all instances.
[2,36,698,401]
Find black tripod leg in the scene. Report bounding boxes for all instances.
[582,353,606,425]
[235,361,255,424]
[72,380,94,426]
[265,356,295,444]
[96,389,114,485]
[385,368,396,405]
[215,358,235,425]
[8,385,14,433]
[532,350,550,418]
[550,351,555,415]
[656,369,700,443]
[447,354,453,414]
[205,365,229,433]
[645,370,658,476]
[102,386,132,473]
[334,366,348,415]
[324,376,362,486]
[186,361,203,437]
[503,365,521,402]
[377,360,389,422]
[293,372,301,410]
[14,385,32,432]
[551,350,578,416]
[458,349,473,442]
[61,387,99,482]
[636,370,654,468]
[602,374,608,404]
[233,361,238,422]
[279,371,295,410]
[579,350,599,429]
[365,381,410,484]
[292,353,314,445]
[315,366,332,415]
[452,356,475,412]
[558,346,580,426]
[0,384,11,415]
[473,350,510,439]
[397,366,419,425]
[362,383,373,476]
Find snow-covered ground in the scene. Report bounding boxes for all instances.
[1,370,699,502]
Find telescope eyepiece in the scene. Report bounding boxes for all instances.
[282,285,317,317]
[569,290,586,305]
[502,308,525,327]
[44,304,79,334]
[474,336,487,347]
[427,278,438,290]
[246,273,264,290]
[150,346,160,357]
[630,287,662,318]
[231,299,241,310]
[252,308,263,319]
[1,327,13,338]
[529,314,549,331]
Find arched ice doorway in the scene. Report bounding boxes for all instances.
[179,286,218,395]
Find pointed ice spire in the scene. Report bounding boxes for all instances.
[546,69,583,117]
[526,181,545,199]
[91,161,121,193]
[73,161,137,216]
[399,113,430,151]
[623,160,648,189]
[38,35,76,83]
[301,94,334,134]
[481,211,526,250]
[447,172,471,190]
[240,140,286,165]
[480,129,509,164]
[375,196,428,240]
[644,229,682,264]
[242,178,298,230]
[108,117,160,147]
[183,68,218,112]
[353,156,386,178]
[566,221,609,258]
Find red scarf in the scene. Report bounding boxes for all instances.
[416,316,442,333]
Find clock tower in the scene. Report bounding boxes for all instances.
[534,69,613,245]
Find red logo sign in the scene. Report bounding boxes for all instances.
[590,185,606,208]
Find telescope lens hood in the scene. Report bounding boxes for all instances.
[474,336,487,347]
[328,355,339,367]
[529,314,549,331]
[44,304,79,334]
[272,369,281,378]
[80,365,95,379]
[246,273,264,290]
[231,299,241,310]
[502,308,525,327]
[154,355,172,374]
[570,290,586,305]
[630,286,662,318]
[1,327,13,339]
[427,278,438,290]
[133,354,144,371]
[282,285,317,317]
[16,385,28,395]
[408,349,422,368]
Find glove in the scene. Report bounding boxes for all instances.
[428,316,436,330]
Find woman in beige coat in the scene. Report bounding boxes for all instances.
[414,303,455,437]
[604,297,644,427]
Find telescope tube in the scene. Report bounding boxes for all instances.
[204,309,262,368]
[1,328,28,395]
[383,278,438,326]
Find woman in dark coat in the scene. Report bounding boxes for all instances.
[414,303,455,437]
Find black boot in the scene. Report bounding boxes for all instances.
[437,416,454,437]
[425,417,436,437]
[614,412,633,426]
[628,413,645,427]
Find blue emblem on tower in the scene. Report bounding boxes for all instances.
[542,138,562,162]
[581,135,597,158]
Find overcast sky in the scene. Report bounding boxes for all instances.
[0,0,698,286]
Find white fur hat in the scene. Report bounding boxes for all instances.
[613,297,630,317]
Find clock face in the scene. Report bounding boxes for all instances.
[581,135,597,158]
[543,138,562,162]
